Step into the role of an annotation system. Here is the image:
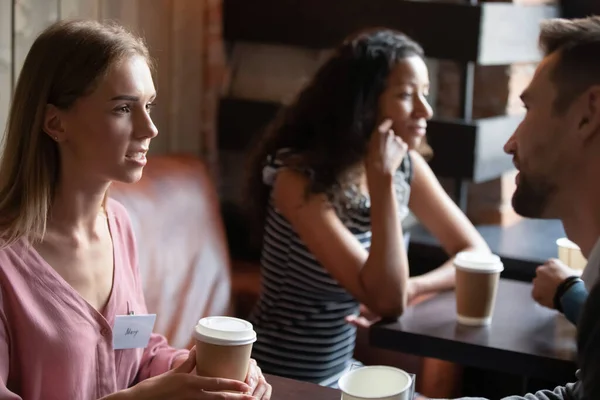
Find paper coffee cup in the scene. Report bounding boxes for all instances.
[338,366,413,400]
[454,251,504,326]
[557,238,587,271]
[193,316,257,382]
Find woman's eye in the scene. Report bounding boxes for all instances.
[146,102,157,113]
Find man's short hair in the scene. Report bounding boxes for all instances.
[539,16,600,114]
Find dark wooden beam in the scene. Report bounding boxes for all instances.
[223,0,557,65]
[560,0,600,18]
[218,97,518,182]
[218,97,278,150]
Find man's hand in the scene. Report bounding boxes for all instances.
[532,258,579,309]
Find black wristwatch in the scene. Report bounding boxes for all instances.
[553,276,583,312]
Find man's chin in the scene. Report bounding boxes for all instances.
[511,189,557,220]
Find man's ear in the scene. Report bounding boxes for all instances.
[577,86,600,141]
[43,104,65,143]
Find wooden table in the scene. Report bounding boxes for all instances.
[267,374,339,399]
[407,218,566,282]
[370,279,578,383]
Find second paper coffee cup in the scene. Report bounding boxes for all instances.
[193,316,257,381]
[454,251,504,326]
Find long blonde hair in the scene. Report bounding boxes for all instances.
[0,19,151,246]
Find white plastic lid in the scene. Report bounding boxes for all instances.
[453,251,504,274]
[556,237,580,250]
[193,316,257,346]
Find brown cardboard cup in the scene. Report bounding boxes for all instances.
[557,238,587,271]
[454,251,504,326]
[193,316,257,383]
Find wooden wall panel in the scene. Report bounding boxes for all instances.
[59,0,100,20]
[1,0,215,159]
[99,0,138,26]
[13,0,59,82]
[99,1,173,150]
[0,0,12,137]
[136,0,173,156]
[99,0,204,157]
[169,0,204,155]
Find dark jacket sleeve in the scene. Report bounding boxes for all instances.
[575,281,600,399]
[454,383,578,400]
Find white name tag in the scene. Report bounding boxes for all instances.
[112,314,157,350]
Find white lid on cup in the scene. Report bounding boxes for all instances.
[453,251,504,274]
[193,316,257,346]
[556,237,580,250]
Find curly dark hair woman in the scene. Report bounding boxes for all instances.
[247,29,430,236]
[244,28,488,387]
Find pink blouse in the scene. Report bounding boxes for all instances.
[0,199,187,399]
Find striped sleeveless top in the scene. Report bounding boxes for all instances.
[249,149,413,383]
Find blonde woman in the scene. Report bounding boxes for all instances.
[0,20,270,400]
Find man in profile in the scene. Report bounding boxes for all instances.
[463,15,600,400]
